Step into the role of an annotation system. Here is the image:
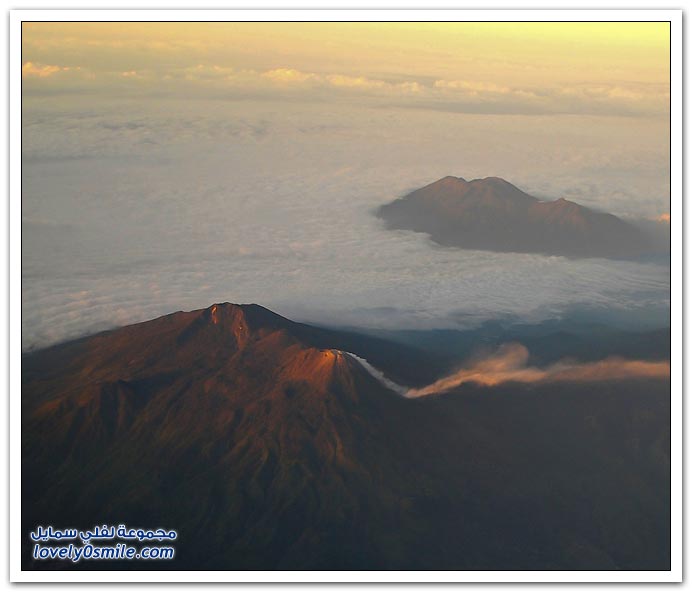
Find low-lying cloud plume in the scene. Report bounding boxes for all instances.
[343,352,410,396]
[348,343,670,398]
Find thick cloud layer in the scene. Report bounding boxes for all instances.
[21,99,670,350]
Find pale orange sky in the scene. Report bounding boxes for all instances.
[22,22,670,117]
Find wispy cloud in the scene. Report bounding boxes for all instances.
[22,62,77,78]
[434,79,513,94]
[262,68,318,83]
[21,57,669,117]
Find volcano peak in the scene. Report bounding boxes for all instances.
[377,175,651,259]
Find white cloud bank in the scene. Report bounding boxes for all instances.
[21,98,670,350]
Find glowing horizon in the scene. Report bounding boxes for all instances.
[22,22,669,118]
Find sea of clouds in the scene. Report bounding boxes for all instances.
[21,97,670,350]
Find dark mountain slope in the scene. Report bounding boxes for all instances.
[377,176,653,259]
[22,303,446,402]
[22,304,670,570]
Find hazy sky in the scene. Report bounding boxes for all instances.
[21,22,671,349]
[23,22,670,119]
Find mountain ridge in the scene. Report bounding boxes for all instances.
[377,176,653,259]
[21,303,671,570]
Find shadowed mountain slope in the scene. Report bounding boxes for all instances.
[377,176,653,259]
[22,304,670,570]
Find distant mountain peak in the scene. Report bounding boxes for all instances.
[437,175,466,184]
[470,176,514,187]
[534,196,583,215]
[430,175,520,191]
[377,175,651,259]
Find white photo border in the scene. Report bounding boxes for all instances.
[9,8,682,583]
